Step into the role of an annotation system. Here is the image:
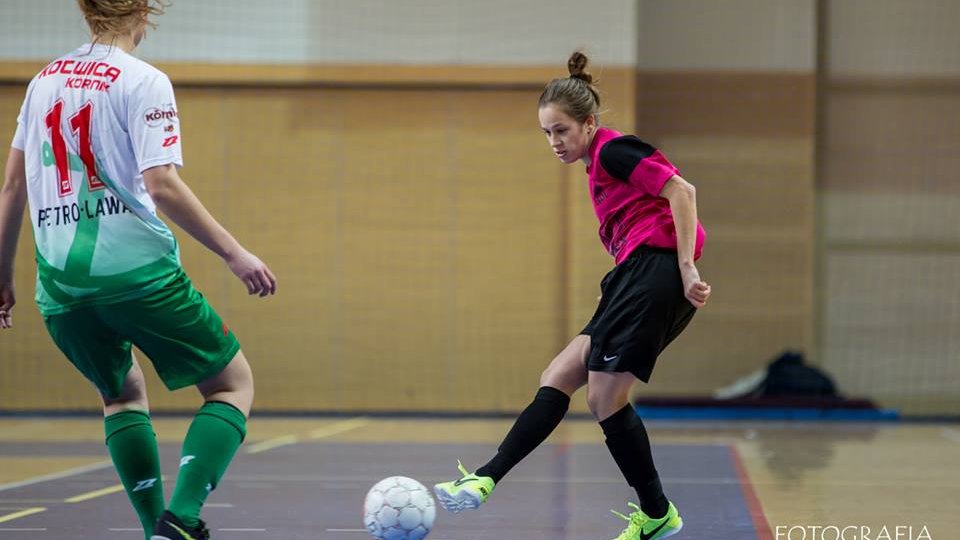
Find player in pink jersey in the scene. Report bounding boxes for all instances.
[1,2,275,539]
[435,52,709,540]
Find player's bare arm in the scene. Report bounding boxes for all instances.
[0,148,27,329]
[143,163,277,297]
[660,175,710,308]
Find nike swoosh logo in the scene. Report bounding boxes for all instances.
[603,354,619,362]
[453,478,478,487]
[166,521,199,540]
[640,519,670,540]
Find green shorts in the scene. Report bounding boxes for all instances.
[43,270,241,399]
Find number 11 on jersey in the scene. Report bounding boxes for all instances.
[44,99,106,197]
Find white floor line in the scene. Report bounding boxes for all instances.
[0,508,46,525]
[0,460,112,493]
[0,528,47,532]
[941,427,960,444]
[245,417,369,455]
[64,483,124,503]
[307,417,370,440]
[245,434,299,454]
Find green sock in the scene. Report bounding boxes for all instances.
[104,410,164,539]
[168,401,247,528]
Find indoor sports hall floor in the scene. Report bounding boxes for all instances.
[0,417,957,539]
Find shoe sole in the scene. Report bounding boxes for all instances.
[433,484,484,514]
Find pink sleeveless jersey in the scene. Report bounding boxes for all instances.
[585,127,706,264]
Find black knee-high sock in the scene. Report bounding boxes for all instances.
[600,405,669,519]
[475,386,570,483]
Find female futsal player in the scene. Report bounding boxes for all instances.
[434,52,710,540]
[0,2,276,539]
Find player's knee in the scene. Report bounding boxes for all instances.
[586,389,605,419]
[196,355,254,416]
[586,388,628,421]
[102,393,149,416]
[540,359,585,394]
[103,371,148,411]
[203,352,253,392]
[539,361,560,387]
[230,359,255,394]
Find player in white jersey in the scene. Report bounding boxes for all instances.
[0,2,276,539]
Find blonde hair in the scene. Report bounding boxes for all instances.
[538,51,601,124]
[76,0,169,39]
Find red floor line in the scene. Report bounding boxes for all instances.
[729,444,774,540]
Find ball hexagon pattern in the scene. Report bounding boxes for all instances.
[364,476,436,540]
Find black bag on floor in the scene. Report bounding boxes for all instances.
[762,350,837,397]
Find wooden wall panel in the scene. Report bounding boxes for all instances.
[0,66,823,412]
[632,72,816,397]
[637,72,815,138]
[824,89,960,195]
[0,81,575,413]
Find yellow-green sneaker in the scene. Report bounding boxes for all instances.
[433,460,496,513]
[609,501,683,540]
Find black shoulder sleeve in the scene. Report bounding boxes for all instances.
[598,136,657,182]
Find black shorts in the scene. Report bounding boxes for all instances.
[580,246,697,382]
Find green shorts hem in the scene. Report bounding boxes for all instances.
[42,270,243,399]
[160,339,241,391]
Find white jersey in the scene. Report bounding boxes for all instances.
[11,43,184,315]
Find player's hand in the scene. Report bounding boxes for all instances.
[680,264,711,308]
[0,281,15,329]
[225,248,277,297]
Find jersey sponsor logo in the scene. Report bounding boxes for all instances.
[64,77,111,92]
[164,124,176,133]
[132,478,158,492]
[144,104,178,127]
[162,135,179,148]
[36,196,132,227]
[39,60,122,83]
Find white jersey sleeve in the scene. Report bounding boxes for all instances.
[128,73,182,172]
[12,93,27,151]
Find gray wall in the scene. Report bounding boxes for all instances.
[0,0,636,65]
[638,0,815,72]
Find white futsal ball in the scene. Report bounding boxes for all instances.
[363,476,436,540]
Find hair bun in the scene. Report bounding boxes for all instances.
[567,52,593,85]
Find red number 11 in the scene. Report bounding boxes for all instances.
[44,99,106,197]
